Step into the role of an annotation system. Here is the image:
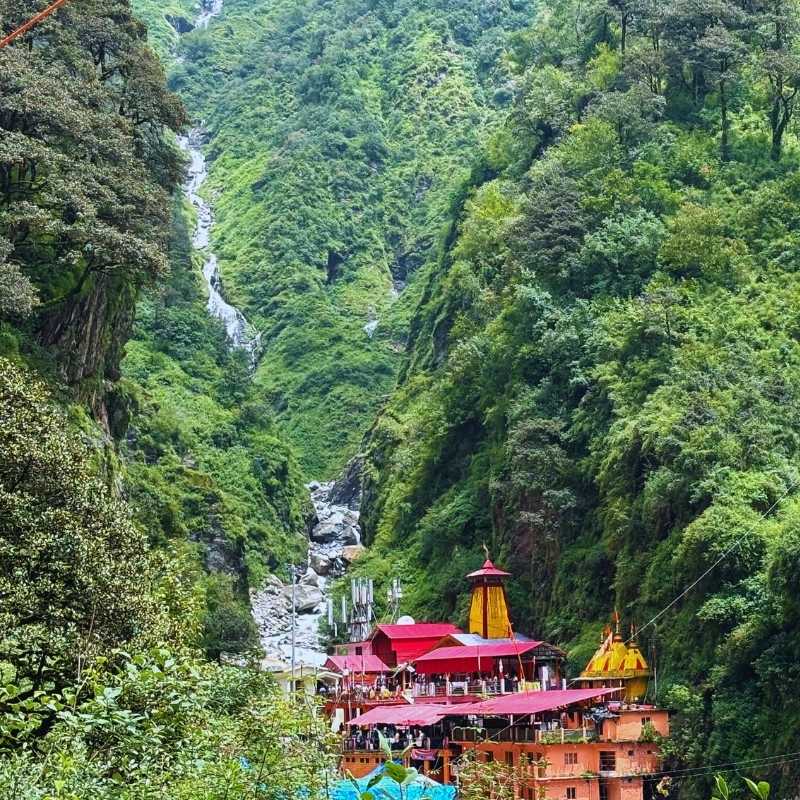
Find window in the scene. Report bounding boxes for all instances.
[599,782,609,800]
[564,752,578,766]
[641,716,651,726]
[566,788,577,799]
[485,752,494,763]
[505,751,514,766]
[628,750,634,757]
[599,751,617,772]
[355,646,363,655]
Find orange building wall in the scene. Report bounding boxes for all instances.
[471,740,659,800]
[604,709,669,741]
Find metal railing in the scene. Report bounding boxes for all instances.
[451,726,598,745]
[411,679,528,698]
[536,728,598,744]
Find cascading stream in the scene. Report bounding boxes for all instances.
[178,128,259,357]
[177,0,357,670]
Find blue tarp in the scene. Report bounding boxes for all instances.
[331,765,456,800]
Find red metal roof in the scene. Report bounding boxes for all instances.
[349,703,449,727]
[374,623,462,640]
[444,688,623,716]
[413,642,541,674]
[466,559,511,579]
[325,654,389,674]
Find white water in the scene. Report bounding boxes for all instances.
[178,128,259,357]
[251,482,362,668]
[195,0,223,30]
[178,0,357,671]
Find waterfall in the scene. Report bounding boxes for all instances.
[178,128,260,358]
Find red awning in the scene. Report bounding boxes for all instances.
[349,703,449,727]
[443,688,622,716]
[325,654,389,674]
[413,642,541,674]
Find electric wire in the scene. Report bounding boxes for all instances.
[626,476,799,644]
[654,754,800,785]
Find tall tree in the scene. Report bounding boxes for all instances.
[755,0,800,160]
[697,23,747,161]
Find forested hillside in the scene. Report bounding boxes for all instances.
[0,1,334,793]
[152,0,536,476]
[354,0,800,794]
[5,0,800,793]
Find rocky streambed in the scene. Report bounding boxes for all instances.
[251,480,365,667]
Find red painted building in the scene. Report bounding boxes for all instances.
[370,623,462,667]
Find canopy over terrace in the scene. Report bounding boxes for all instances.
[325,654,390,675]
[412,641,541,674]
[349,703,450,728]
[444,687,622,716]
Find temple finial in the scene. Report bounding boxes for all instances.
[482,542,490,560]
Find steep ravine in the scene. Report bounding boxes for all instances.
[176,0,358,668]
[251,481,364,666]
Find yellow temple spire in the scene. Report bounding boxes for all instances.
[579,614,652,702]
[466,556,512,640]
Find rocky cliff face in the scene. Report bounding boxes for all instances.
[36,274,139,423]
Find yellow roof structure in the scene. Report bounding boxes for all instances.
[580,618,651,702]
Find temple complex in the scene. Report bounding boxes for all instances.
[322,559,669,800]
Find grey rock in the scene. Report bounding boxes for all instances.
[340,525,360,545]
[311,522,341,543]
[290,584,324,612]
[300,569,320,587]
[310,553,332,575]
[329,455,364,510]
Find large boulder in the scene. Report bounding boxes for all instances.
[287,584,323,612]
[262,573,285,593]
[341,544,366,563]
[310,553,332,575]
[300,568,321,587]
[310,522,341,543]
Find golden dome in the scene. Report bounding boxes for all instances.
[579,618,651,702]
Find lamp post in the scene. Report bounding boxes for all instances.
[289,564,297,688]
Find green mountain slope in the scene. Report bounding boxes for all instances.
[157,0,535,476]
[355,0,800,794]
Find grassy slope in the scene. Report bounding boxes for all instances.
[161,0,534,476]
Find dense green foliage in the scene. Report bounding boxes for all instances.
[0,337,335,798]
[356,0,800,794]
[121,196,309,594]
[0,0,184,403]
[0,5,336,795]
[150,0,536,476]
[0,645,336,799]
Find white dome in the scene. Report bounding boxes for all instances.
[396,615,416,625]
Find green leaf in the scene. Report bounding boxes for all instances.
[378,731,393,758]
[401,767,419,786]
[384,761,408,784]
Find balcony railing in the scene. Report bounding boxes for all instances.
[412,680,510,698]
[537,728,598,744]
[450,726,597,745]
